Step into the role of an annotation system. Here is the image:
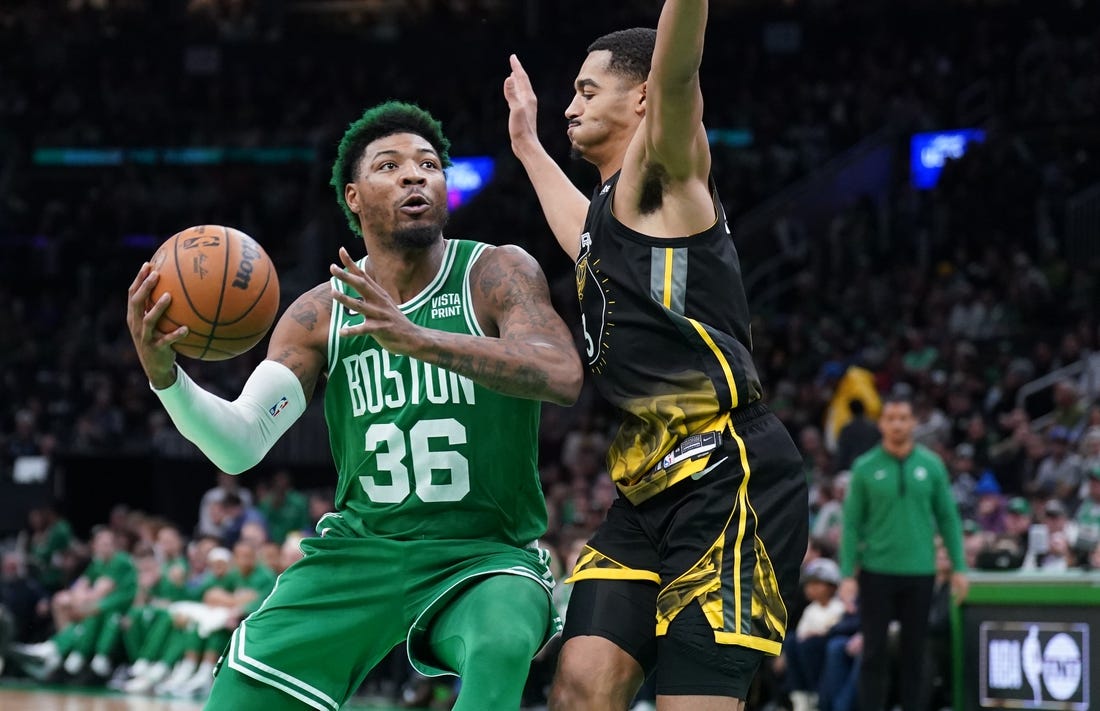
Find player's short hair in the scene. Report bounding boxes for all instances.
[882,393,914,410]
[587,28,657,85]
[330,101,453,236]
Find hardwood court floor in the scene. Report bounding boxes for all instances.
[0,683,414,710]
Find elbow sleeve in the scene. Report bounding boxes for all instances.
[151,360,307,474]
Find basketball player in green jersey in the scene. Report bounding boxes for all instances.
[125,101,583,711]
[505,2,809,709]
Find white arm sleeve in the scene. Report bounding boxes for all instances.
[150,360,308,474]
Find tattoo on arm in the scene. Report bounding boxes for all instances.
[288,284,331,332]
[433,346,548,399]
[427,247,571,399]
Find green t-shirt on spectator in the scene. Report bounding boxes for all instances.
[84,551,138,614]
[30,518,73,589]
[226,565,277,615]
[257,491,310,544]
[150,557,190,602]
[1076,498,1100,544]
[191,570,236,601]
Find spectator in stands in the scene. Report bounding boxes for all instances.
[255,469,310,545]
[20,503,74,592]
[912,393,951,449]
[949,443,979,519]
[301,488,335,538]
[1027,425,1083,502]
[1003,496,1035,552]
[780,557,845,711]
[280,532,305,571]
[1073,467,1100,552]
[972,471,1007,534]
[1040,498,1079,550]
[1039,530,1077,571]
[959,413,995,472]
[196,470,254,540]
[4,408,44,461]
[811,472,848,551]
[1078,427,1100,489]
[1051,379,1087,438]
[817,605,861,711]
[835,399,881,472]
[0,550,50,646]
[218,492,269,549]
[988,410,1038,496]
[962,520,988,570]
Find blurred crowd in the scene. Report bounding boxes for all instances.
[1,1,1100,710]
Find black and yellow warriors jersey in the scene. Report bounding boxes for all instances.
[576,171,762,503]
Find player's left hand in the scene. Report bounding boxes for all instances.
[330,247,422,355]
[950,571,970,604]
[504,54,540,149]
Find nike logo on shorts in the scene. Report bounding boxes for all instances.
[692,456,730,481]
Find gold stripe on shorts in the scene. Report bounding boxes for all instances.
[566,545,661,585]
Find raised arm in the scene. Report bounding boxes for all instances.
[126,261,326,474]
[330,245,582,406]
[644,0,710,179]
[504,54,590,261]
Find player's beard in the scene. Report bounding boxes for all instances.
[393,211,448,251]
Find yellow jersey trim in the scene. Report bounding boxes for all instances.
[662,248,674,309]
[688,317,739,409]
[713,632,783,656]
[729,425,752,638]
[565,569,662,585]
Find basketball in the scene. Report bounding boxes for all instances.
[148,225,280,361]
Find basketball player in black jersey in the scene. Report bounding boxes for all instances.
[505,2,808,709]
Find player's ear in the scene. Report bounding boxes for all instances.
[345,184,360,216]
[636,81,647,117]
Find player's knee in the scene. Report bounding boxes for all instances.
[464,629,540,671]
[549,653,635,711]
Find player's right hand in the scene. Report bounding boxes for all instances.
[838,576,859,614]
[504,54,540,150]
[126,261,184,389]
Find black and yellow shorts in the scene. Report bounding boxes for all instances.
[563,403,808,697]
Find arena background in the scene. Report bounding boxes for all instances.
[0,1,1098,710]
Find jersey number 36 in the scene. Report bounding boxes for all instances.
[357,418,470,503]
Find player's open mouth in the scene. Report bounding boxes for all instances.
[400,195,430,215]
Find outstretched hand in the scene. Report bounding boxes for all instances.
[126,261,185,389]
[504,54,540,150]
[329,247,421,355]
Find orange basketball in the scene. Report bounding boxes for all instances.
[148,225,280,361]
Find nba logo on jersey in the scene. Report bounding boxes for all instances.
[268,396,289,417]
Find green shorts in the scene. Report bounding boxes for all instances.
[215,529,560,711]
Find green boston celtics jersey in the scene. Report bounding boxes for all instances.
[324,239,546,546]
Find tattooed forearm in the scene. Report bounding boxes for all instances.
[271,347,320,400]
[434,347,550,400]
[414,245,582,405]
[288,284,331,332]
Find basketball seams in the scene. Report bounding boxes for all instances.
[197,225,234,359]
[220,256,276,326]
[155,224,279,361]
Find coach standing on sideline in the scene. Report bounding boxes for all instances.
[838,394,969,711]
